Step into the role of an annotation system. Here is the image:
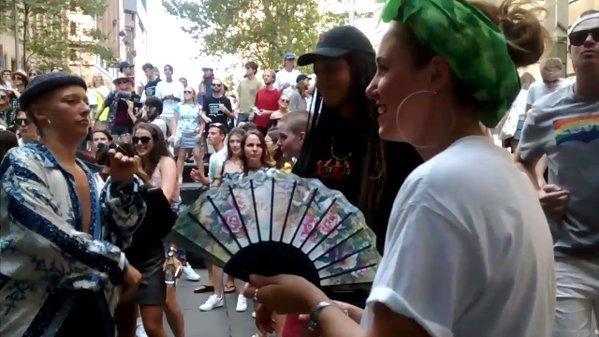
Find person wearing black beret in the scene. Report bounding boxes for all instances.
[1,72,147,337]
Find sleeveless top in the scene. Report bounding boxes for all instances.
[220,160,243,183]
[149,157,181,211]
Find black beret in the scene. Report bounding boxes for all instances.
[19,72,87,110]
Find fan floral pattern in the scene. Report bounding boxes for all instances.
[169,169,382,287]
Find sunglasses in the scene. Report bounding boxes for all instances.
[212,83,222,87]
[184,90,193,94]
[280,99,290,103]
[15,118,31,126]
[0,94,7,99]
[569,27,599,46]
[132,136,152,144]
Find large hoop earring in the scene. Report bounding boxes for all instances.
[395,90,455,149]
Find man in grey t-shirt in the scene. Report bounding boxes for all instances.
[288,74,309,111]
[516,11,599,336]
[525,57,569,111]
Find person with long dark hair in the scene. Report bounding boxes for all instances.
[131,123,186,337]
[294,26,422,255]
[244,1,554,336]
[242,129,276,172]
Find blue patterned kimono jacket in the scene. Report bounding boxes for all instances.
[0,142,146,337]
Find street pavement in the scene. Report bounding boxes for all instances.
[166,269,258,337]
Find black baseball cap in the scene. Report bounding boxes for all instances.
[19,72,86,110]
[298,26,375,66]
[296,74,309,83]
[119,61,134,72]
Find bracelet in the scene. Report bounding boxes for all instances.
[307,301,339,332]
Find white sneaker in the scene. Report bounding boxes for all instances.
[183,264,200,281]
[252,311,256,318]
[236,294,248,312]
[199,294,224,311]
[135,317,148,337]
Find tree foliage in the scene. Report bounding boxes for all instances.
[162,0,347,70]
[0,0,114,71]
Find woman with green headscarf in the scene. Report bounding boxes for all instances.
[242,1,555,336]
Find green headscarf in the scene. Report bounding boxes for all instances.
[379,0,520,127]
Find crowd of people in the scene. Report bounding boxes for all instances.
[0,1,598,337]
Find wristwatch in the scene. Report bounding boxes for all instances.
[307,301,338,331]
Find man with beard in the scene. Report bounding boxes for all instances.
[202,78,234,129]
[237,61,262,125]
[288,74,309,111]
[252,69,281,135]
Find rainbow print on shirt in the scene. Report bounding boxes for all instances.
[553,112,599,146]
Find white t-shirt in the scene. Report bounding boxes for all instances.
[361,136,555,337]
[208,146,228,183]
[151,118,168,138]
[275,68,301,96]
[155,80,184,119]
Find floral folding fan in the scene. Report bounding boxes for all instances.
[167,169,381,288]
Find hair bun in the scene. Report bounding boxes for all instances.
[473,0,548,67]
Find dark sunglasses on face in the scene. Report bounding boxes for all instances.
[280,99,290,103]
[212,83,222,87]
[132,136,152,144]
[569,27,599,46]
[184,90,193,94]
[15,118,31,126]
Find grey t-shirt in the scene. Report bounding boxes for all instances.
[526,79,569,107]
[519,83,599,256]
[288,89,307,112]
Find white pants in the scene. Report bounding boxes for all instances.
[554,255,599,337]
